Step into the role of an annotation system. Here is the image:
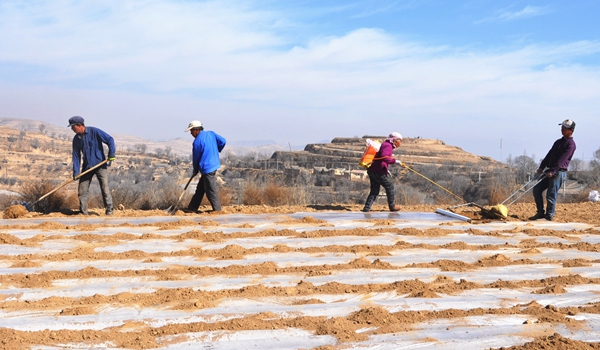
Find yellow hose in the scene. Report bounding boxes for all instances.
[403,165,464,203]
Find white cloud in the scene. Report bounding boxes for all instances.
[0,1,599,160]
[476,5,551,24]
[498,5,549,21]
[350,0,423,19]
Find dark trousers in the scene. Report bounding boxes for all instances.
[187,171,221,211]
[78,167,113,214]
[363,171,396,211]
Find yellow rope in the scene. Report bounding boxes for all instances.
[403,165,464,203]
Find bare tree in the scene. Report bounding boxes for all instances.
[513,154,537,183]
[134,143,147,154]
[569,158,582,176]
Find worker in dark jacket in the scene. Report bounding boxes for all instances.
[69,116,116,216]
[362,132,405,212]
[529,119,576,221]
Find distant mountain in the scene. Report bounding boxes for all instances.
[228,140,279,147]
[0,118,292,158]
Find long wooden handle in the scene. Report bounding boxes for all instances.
[35,159,109,203]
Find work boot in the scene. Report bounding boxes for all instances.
[390,205,401,212]
[361,208,371,213]
[545,215,553,221]
[528,212,545,220]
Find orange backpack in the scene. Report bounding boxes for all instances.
[359,139,381,169]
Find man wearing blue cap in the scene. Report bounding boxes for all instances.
[68,116,116,215]
[529,119,576,221]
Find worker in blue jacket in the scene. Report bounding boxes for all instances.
[69,116,116,215]
[184,120,226,212]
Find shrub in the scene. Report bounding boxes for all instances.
[396,184,430,205]
[242,183,264,205]
[200,186,232,207]
[0,193,21,210]
[19,180,78,213]
[264,182,291,206]
[110,182,144,209]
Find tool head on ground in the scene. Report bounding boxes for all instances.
[490,173,546,220]
[488,204,508,219]
[451,202,506,221]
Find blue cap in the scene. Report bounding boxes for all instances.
[68,116,85,127]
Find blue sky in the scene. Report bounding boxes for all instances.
[1,0,599,162]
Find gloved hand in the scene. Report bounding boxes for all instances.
[108,156,116,161]
[400,162,406,168]
[73,175,78,180]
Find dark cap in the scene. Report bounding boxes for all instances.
[68,116,85,127]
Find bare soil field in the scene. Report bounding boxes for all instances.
[1,202,600,349]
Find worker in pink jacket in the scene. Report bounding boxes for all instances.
[362,132,404,212]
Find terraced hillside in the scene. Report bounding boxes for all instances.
[271,136,502,170]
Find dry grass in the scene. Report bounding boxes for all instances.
[241,181,292,206]
[242,183,264,205]
[18,180,78,213]
[264,182,291,206]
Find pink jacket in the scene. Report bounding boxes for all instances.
[368,140,396,174]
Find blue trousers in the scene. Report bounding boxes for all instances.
[532,171,566,219]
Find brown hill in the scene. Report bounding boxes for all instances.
[271,136,502,170]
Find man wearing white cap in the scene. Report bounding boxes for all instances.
[184,121,226,212]
[529,119,576,221]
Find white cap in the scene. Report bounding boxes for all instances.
[185,120,202,132]
[389,132,402,140]
[559,119,575,129]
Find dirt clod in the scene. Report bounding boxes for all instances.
[3,204,28,219]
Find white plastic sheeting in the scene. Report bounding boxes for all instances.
[1,211,599,349]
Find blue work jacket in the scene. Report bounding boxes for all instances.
[192,130,226,174]
[72,126,116,177]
